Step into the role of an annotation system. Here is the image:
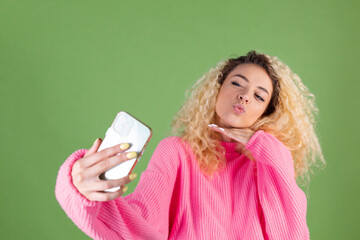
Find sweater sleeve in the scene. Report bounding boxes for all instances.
[246,131,310,240]
[55,137,181,240]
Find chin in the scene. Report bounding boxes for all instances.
[231,124,249,129]
[217,118,246,128]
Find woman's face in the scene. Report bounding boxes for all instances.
[215,63,273,128]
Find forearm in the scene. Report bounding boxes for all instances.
[245,131,309,239]
[55,146,175,240]
[55,149,122,239]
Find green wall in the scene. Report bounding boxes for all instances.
[1,0,359,239]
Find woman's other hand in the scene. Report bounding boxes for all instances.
[208,124,256,161]
[71,138,138,201]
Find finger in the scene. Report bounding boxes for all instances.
[225,129,250,138]
[80,142,132,169]
[209,125,248,145]
[88,152,138,177]
[208,124,225,133]
[208,124,254,146]
[208,124,253,135]
[224,127,254,135]
[84,138,103,158]
[226,128,255,143]
[221,130,241,142]
[235,142,246,152]
[208,124,237,139]
[93,173,137,192]
[87,187,127,201]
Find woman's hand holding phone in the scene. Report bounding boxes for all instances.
[71,138,138,201]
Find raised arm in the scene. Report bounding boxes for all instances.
[246,131,310,240]
[55,137,180,240]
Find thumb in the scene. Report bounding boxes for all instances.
[84,138,103,157]
[235,142,246,153]
[236,143,255,162]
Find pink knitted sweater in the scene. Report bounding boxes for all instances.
[55,130,309,239]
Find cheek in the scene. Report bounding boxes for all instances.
[252,103,269,119]
[215,97,223,115]
[215,89,226,112]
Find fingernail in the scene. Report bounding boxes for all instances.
[219,127,225,132]
[120,143,130,150]
[129,173,137,181]
[93,138,99,145]
[123,186,128,193]
[126,152,137,159]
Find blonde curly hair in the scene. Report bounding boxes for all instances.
[172,50,325,186]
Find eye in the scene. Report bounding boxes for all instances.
[255,94,265,102]
[231,81,243,87]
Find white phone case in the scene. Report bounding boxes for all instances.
[97,111,152,192]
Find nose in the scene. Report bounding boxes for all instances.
[238,94,250,104]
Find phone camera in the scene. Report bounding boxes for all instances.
[114,122,123,131]
[113,112,134,136]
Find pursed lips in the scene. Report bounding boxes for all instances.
[233,103,246,114]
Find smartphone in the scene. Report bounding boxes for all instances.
[97,111,152,192]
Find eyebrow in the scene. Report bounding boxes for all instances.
[233,74,270,96]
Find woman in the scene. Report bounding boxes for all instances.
[55,51,324,239]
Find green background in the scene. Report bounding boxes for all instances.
[1,0,359,239]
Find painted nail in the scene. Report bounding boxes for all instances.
[219,127,225,132]
[129,173,137,181]
[126,152,138,159]
[123,186,128,193]
[120,143,130,150]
